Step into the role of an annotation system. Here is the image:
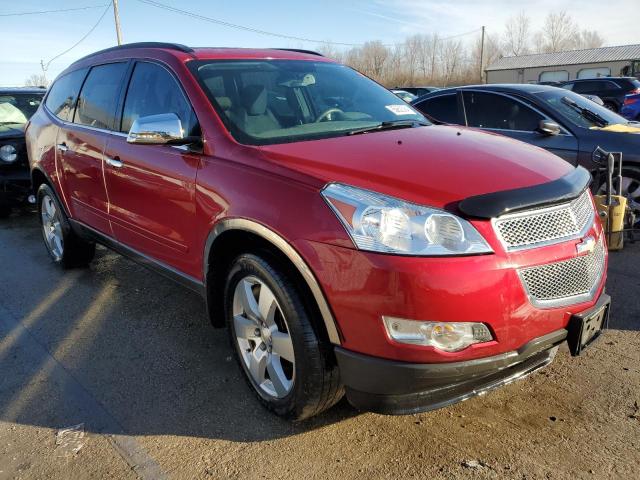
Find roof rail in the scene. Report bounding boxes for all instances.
[274,48,324,57]
[71,42,194,65]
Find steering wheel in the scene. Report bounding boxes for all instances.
[315,108,345,123]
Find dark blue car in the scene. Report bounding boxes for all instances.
[412,84,640,203]
[621,93,640,121]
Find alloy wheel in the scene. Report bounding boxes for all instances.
[41,194,64,261]
[232,276,295,398]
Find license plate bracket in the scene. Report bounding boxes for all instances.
[567,294,610,356]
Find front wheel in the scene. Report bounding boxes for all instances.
[224,253,343,420]
[37,184,95,268]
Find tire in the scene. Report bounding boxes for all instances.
[37,184,95,268]
[603,101,618,112]
[224,253,343,420]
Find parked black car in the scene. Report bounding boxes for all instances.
[395,86,440,97]
[559,77,640,112]
[0,87,45,217]
[411,84,640,202]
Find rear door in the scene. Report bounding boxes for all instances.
[103,60,201,275]
[460,90,579,164]
[57,62,128,234]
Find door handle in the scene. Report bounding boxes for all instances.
[105,156,124,168]
[56,143,68,153]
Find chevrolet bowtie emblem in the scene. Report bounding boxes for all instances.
[576,236,596,255]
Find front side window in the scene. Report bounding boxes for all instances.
[191,60,427,145]
[0,93,44,127]
[44,69,87,121]
[75,63,127,130]
[121,62,198,135]
[462,91,543,131]
[413,94,460,124]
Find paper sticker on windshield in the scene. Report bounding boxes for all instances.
[385,104,414,115]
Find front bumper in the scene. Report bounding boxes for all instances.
[336,328,566,415]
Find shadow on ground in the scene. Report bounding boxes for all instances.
[0,214,357,445]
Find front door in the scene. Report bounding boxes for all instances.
[461,90,579,165]
[103,61,201,276]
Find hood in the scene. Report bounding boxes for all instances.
[258,125,573,209]
[0,123,26,139]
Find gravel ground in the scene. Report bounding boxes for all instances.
[0,211,638,480]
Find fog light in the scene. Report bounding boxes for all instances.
[382,317,493,352]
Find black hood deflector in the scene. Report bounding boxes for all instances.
[458,166,592,219]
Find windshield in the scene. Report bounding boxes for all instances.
[537,89,627,128]
[191,60,428,145]
[0,93,43,126]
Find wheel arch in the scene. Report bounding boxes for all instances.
[204,218,342,345]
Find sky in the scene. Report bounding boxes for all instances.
[2,0,638,86]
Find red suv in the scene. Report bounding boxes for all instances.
[26,43,609,420]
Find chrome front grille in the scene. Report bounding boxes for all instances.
[493,190,594,251]
[518,235,606,308]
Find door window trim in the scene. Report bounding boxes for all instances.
[460,89,573,136]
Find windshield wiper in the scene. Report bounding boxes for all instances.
[561,97,608,127]
[347,120,429,136]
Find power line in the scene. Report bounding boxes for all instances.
[136,0,481,48]
[0,4,109,17]
[42,2,113,72]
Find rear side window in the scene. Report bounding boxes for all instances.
[44,69,87,121]
[75,63,127,130]
[462,91,543,131]
[120,62,198,135]
[414,94,459,124]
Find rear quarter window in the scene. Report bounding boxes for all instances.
[44,69,87,121]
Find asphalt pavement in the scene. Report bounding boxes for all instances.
[0,211,639,479]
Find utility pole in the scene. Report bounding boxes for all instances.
[113,0,123,45]
[479,26,485,83]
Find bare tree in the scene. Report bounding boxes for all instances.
[440,39,464,86]
[575,30,605,49]
[539,11,578,53]
[360,41,389,80]
[24,73,49,88]
[504,12,531,56]
[317,43,344,63]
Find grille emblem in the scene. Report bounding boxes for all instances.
[576,236,596,255]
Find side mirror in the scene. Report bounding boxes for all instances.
[537,120,561,136]
[127,113,185,145]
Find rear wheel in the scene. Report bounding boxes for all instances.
[603,101,618,112]
[37,184,95,268]
[224,253,343,420]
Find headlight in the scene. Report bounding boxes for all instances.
[383,317,493,351]
[0,144,18,163]
[321,183,492,255]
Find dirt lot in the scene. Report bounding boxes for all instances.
[0,212,638,480]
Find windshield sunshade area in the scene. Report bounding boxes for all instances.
[537,89,627,129]
[190,59,428,145]
[0,94,42,127]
